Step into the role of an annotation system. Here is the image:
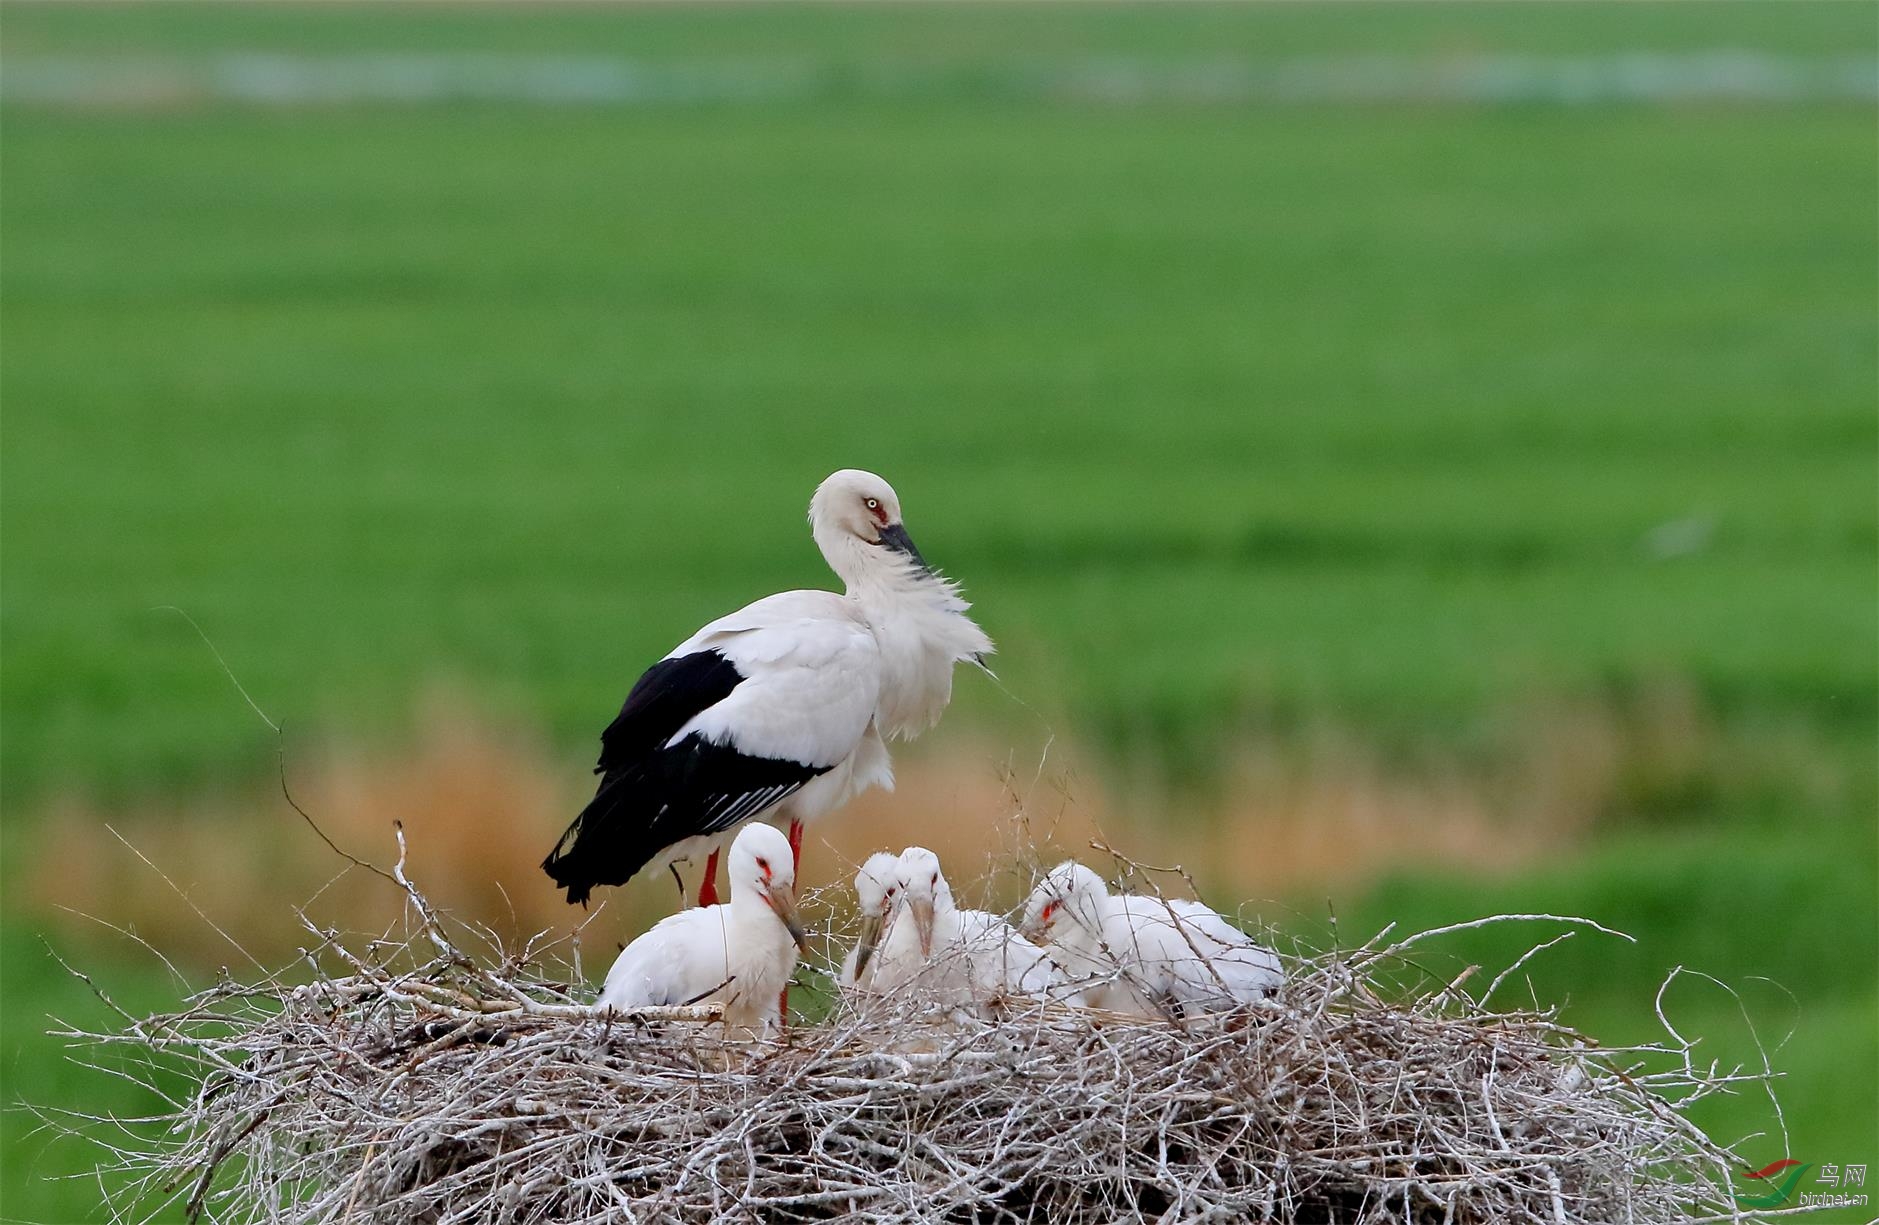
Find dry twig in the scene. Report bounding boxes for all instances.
[45,861,1780,1225]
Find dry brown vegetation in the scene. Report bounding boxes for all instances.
[53,847,1779,1225]
[25,685,1836,968]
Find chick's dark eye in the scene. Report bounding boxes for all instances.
[756,857,769,869]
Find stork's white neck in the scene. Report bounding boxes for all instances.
[813,530,992,741]
[812,529,931,597]
[725,884,762,920]
[724,876,784,936]
[1045,889,1111,971]
[1044,916,1097,976]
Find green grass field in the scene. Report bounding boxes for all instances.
[3,3,1875,1221]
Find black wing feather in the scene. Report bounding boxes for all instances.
[542,650,828,906]
[595,650,745,775]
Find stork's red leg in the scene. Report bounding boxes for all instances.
[697,850,721,908]
[778,819,805,1023]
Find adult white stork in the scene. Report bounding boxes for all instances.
[543,469,992,908]
[868,846,1062,1009]
[1019,861,1283,1018]
[838,851,902,991]
[595,823,808,1034]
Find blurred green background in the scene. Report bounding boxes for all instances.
[2,3,1874,1221]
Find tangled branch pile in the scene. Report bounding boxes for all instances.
[57,863,1775,1224]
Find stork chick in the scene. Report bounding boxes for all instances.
[839,851,903,991]
[597,823,808,1035]
[1020,860,1282,1018]
[871,847,1061,1010]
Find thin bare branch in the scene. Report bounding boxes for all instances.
[53,867,1767,1225]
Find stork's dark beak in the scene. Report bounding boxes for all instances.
[876,523,930,572]
[767,883,810,955]
[852,913,885,981]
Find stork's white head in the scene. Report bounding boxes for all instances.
[849,851,902,981]
[1020,860,1109,945]
[854,851,902,919]
[895,846,953,959]
[809,469,932,589]
[726,824,808,953]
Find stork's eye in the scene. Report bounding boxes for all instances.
[930,872,938,886]
[865,498,880,511]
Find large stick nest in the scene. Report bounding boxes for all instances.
[55,846,1776,1225]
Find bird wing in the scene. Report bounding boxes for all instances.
[673,605,882,768]
[597,907,734,1011]
[545,592,880,904]
[595,649,744,775]
[958,909,1060,996]
[664,590,858,660]
[595,590,862,772]
[1160,899,1283,1004]
[1162,899,1255,948]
